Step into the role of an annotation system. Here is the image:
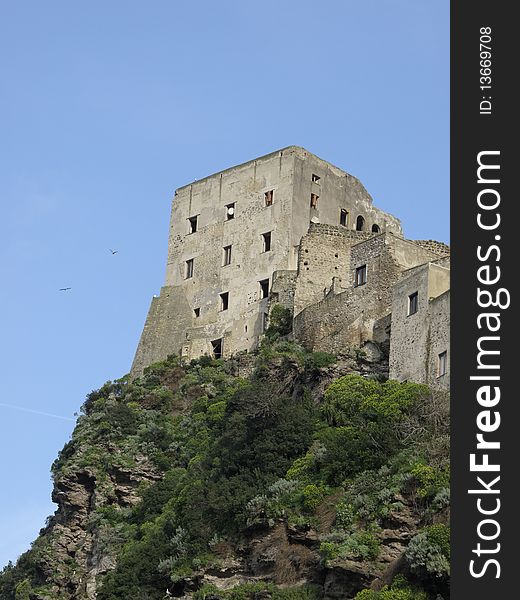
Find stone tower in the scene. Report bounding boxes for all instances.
[131,146,402,375]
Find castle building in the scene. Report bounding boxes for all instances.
[131,147,450,389]
[131,147,401,374]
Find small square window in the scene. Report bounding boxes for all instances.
[223,245,232,266]
[262,312,269,332]
[185,259,194,279]
[259,278,269,299]
[225,203,235,220]
[311,174,320,183]
[408,292,419,315]
[264,190,274,206]
[188,215,198,234]
[438,351,448,377]
[340,209,348,227]
[310,193,319,208]
[262,232,272,252]
[194,307,200,317]
[355,265,367,287]
[220,292,229,311]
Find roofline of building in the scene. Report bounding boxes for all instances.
[431,255,451,265]
[350,230,420,249]
[175,145,355,192]
[430,288,451,304]
[399,258,451,281]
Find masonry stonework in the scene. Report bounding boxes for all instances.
[388,261,450,389]
[293,225,372,316]
[131,146,450,390]
[293,233,444,356]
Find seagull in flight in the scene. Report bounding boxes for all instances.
[59,287,71,291]
[109,249,119,255]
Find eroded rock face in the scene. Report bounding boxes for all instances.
[178,493,430,600]
[248,523,321,585]
[42,478,424,600]
[34,458,161,600]
[323,564,375,600]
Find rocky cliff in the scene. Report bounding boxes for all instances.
[0,340,450,600]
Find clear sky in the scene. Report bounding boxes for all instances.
[0,1,449,567]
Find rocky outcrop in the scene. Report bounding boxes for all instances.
[32,457,161,599]
[175,491,436,600]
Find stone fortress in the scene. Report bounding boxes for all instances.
[132,146,450,390]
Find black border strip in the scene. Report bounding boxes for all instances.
[451,2,514,596]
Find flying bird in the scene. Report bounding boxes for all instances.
[59,287,71,291]
[109,249,119,254]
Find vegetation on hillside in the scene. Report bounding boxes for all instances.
[0,340,450,600]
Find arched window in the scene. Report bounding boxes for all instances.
[372,224,381,233]
[356,215,365,231]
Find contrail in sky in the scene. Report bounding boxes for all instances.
[0,402,75,422]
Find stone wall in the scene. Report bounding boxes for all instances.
[412,240,450,257]
[290,150,402,241]
[432,255,451,269]
[428,290,450,390]
[389,263,450,388]
[270,270,297,310]
[293,234,440,354]
[293,225,372,316]
[131,287,192,375]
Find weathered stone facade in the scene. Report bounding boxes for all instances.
[293,232,445,356]
[132,146,402,375]
[131,146,449,389]
[293,225,372,316]
[388,260,450,390]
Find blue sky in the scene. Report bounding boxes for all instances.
[0,1,449,567]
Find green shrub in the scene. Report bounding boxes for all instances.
[425,524,450,560]
[340,465,408,526]
[264,305,293,339]
[319,541,340,562]
[302,484,326,511]
[322,376,428,429]
[344,530,380,560]
[334,501,356,531]
[320,530,380,563]
[14,579,33,600]
[51,439,76,473]
[315,426,382,485]
[195,582,319,600]
[430,487,450,511]
[286,442,326,483]
[303,352,337,372]
[410,463,450,501]
[406,524,450,578]
[354,576,428,599]
[314,376,432,485]
[245,478,322,527]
